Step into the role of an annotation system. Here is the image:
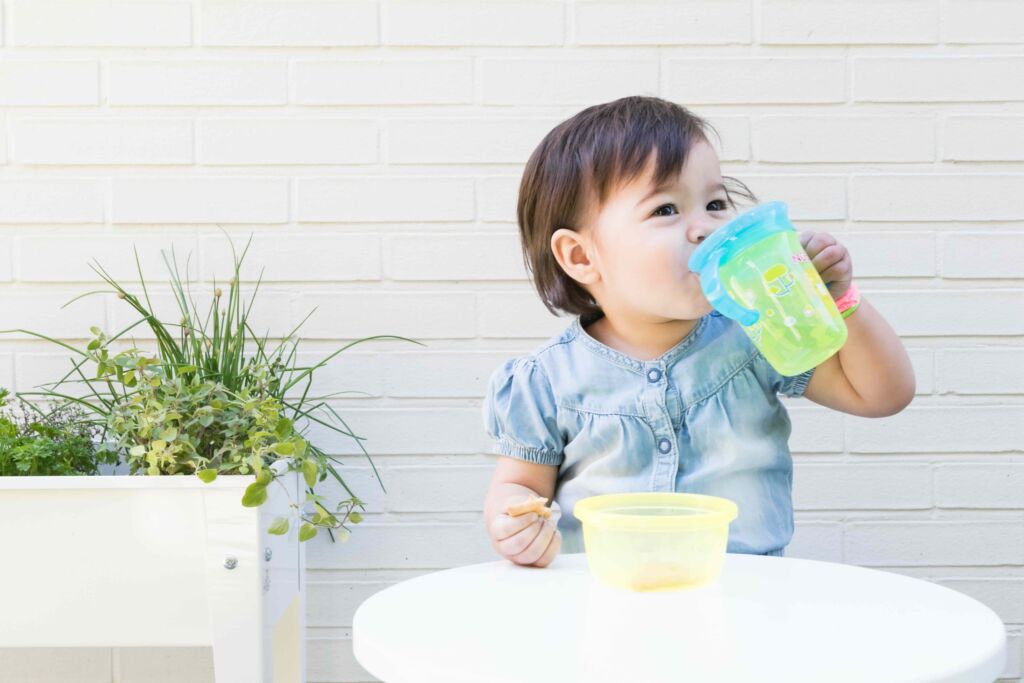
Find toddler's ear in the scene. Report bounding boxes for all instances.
[551,228,599,285]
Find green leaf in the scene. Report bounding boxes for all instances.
[197,468,217,483]
[159,427,177,441]
[274,417,293,439]
[255,468,272,486]
[129,444,146,457]
[89,326,102,337]
[313,502,329,523]
[302,459,317,488]
[241,482,268,507]
[298,522,318,542]
[349,511,363,524]
[267,517,290,535]
[270,441,294,456]
[335,527,351,543]
[87,339,101,351]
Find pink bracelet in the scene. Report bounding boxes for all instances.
[833,281,861,318]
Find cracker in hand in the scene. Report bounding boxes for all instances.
[505,494,552,519]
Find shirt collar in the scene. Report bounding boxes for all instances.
[571,313,711,374]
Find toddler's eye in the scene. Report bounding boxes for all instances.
[652,200,729,218]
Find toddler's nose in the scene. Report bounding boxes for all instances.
[686,217,716,244]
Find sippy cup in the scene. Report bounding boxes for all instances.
[688,201,847,376]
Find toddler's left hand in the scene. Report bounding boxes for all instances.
[800,231,853,299]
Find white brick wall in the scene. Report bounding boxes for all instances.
[0,1,1021,681]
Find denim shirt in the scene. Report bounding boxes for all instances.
[482,311,815,556]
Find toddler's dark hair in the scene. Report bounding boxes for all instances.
[516,95,757,321]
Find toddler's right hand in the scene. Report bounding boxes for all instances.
[489,495,561,568]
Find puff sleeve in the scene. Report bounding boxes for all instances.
[754,349,816,398]
[481,356,564,467]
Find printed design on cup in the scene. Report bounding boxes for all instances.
[792,252,833,304]
[762,264,795,298]
[737,288,768,341]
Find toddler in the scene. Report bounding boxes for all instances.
[482,95,915,566]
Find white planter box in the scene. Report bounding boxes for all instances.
[0,460,306,683]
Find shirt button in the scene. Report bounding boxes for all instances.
[647,368,662,383]
[658,438,672,454]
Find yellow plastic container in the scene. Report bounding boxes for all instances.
[573,492,739,592]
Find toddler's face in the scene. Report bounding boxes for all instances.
[585,139,737,321]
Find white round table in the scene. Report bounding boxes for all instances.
[353,552,1006,683]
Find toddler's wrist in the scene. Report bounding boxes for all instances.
[834,281,861,318]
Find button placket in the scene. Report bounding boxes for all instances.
[651,428,677,490]
[642,365,677,492]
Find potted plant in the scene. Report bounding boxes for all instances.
[0,231,422,682]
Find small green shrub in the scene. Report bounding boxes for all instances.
[0,388,115,476]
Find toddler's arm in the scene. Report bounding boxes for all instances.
[484,456,561,568]
[799,232,916,417]
[805,298,915,416]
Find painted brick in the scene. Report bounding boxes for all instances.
[198,118,377,165]
[10,1,191,47]
[11,118,193,165]
[109,61,288,106]
[387,1,563,46]
[761,0,937,45]
[201,1,376,46]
